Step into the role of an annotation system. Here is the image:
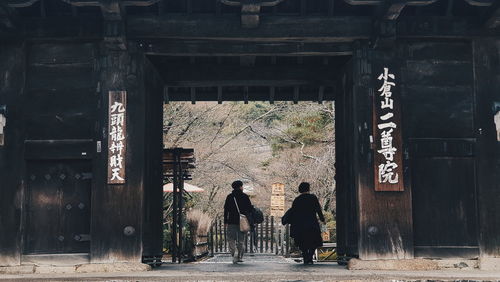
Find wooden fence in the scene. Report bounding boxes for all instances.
[208,216,291,256]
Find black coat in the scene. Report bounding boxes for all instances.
[223,189,253,225]
[286,193,325,250]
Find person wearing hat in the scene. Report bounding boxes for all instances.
[224,180,254,264]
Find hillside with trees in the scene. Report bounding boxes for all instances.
[163,102,336,220]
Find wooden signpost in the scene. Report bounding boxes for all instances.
[107,91,127,184]
[270,183,285,217]
[373,66,404,191]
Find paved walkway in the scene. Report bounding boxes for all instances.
[2,253,500,281]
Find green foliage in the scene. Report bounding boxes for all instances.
[240,102,283,125]
[323,211,337,243]
[270,110,332,154]
[286,111,331,144]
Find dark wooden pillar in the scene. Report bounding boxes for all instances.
[0,43,25,266]
[352,41,414,260]
[91,45,146,263]
[473,39,500,257]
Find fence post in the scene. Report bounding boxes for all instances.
[285,224,290,257]
[223,223,227,252]
[270,216,274,253]
[214,219,219,253]
[218,220,223,252]
[259,221,264,253]
[276,227,283,255]
[265,216,269,252]
[250,228,254,253]
[210,224,214,256]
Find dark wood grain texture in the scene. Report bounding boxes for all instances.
[0,43,26,266]
[473,39,500,257]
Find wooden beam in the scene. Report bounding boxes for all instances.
[128,15,499,42]
[293,86,299,104]
[140,40,353,56]
[3,15,498,42]
[190,87,196,104]
[463,0,495,6]
[158,64,341,87]
[127,15,372,42]
[165,87,335,102]
[6,0,39,8]
[344,0,438,5]
[269,86,275,104]
[243,86,249,104]
[19,17,103,40]
[163,86,169,104]
[165,80,334,88]
[318,86,324,104]
[220,0,285,28]
[217,86,222,104]
[61,0,161,7]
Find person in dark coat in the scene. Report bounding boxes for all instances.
[224,180,253,264]
[288,182,325,264]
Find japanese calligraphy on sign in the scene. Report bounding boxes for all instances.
[270,183,285,217]
[373,67,404,191]
[107,91,127,184]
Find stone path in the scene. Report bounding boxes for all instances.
[1,253,500,281]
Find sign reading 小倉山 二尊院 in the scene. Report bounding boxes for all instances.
[108,91,127,184]
[373,67,404,192]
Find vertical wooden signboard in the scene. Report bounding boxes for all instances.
[373,66,404,191]
[108,91,127,184]
[270,183,285,217]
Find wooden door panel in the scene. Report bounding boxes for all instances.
[412,157,478,248]
[25,160,91,254]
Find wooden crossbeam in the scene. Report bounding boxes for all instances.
[164,87,335,102]
[6,0,39,8]
[165,80,335,88]
[140,40,353,56]
[160,64,341,87]
[128,15,498,42]
[2,15,497,41]
[127,15,372,42]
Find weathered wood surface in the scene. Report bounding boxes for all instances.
[354,43,414,260]
[404,41,479,258]
[141,57,164,259]
[335,59,360,259]
[24,159,92,254]
[473,39,500,257]
[128,15,372,42]
[0,44,25,266]
[141,40,353,56]
[25,43,98,141]
[91,48,145,263]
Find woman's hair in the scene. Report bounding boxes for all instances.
[298,182,310,193]
[231,180,243,190]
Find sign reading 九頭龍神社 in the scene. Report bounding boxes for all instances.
[373,67,404,191]
[108,91,127,184]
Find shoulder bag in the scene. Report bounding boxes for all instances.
[234,196,251,233]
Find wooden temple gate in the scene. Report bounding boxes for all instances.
[0,0,499,268]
